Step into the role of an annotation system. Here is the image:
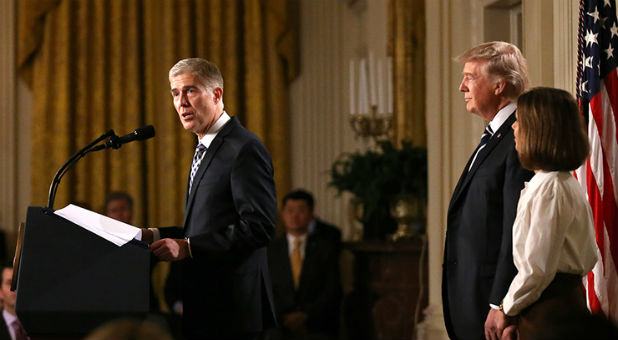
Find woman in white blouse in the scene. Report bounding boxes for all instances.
[497,87,598,339]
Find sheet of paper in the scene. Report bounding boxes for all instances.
[54,204,141,246]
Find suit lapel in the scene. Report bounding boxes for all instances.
[277,235,300,292]
[183,118,237,226]
[280,238,296,290]
[449,150,478,211]
[449,113,516,210]
[297,235,318,291]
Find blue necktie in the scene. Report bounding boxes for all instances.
[189,144,207,192]
[469,125,494,171]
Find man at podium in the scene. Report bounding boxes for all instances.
[141,58,278,340]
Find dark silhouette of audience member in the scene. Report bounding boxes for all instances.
[164,261,183,316]
[84,318,173,340]
[0,263,28,340]
[163,261,184,340]
[266,189,342,339]
[104,191,134,224]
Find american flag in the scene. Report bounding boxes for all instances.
[576,0,618,322]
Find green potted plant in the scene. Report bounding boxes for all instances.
[329,140,427,240]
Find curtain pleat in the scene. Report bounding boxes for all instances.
[389,0,426,147]
[142,0,196,227]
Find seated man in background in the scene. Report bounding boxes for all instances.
[0,263,28,340]
[266,189,342,339]
[284,190,341,246]
[104,191,134,224]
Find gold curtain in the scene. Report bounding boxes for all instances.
[17,0,298,227]
[388,0,426,147]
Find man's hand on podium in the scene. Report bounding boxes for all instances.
[151,238,190,261]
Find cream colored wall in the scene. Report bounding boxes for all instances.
[289,0,388,240]
[524,0,578,93]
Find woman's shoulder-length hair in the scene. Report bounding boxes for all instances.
[516,87,589,172]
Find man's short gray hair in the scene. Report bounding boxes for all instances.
[169,58,224,90]
[456,41,529,100]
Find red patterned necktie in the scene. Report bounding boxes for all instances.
[12,319,28,340]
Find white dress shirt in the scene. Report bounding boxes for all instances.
[197,111,231,149]
[502,171,598,316]
[3,310,18,340]
[487,102,516,135]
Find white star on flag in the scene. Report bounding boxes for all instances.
[579,79,589,94]
[605,44,614,59]
[585,29,599,47]
[588,7,601,22]
[611,21,618,38]
[585,55,595,68]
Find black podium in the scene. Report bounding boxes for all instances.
[14,206,150,338]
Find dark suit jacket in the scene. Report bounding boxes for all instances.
[313,219,342,248]
[442,112,534,340]
[160,117,278,338]
[267,232,342,337]
[0,312,10,340]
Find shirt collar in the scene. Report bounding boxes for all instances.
[488,102,516,133]
[198,111,231,148]
[2,309,16,326]
[286,232,308,246]
[521,171,560,195]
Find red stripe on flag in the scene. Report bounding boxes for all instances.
[591,84,618,273]
[587,270,602,314]
[603,69,618,138]
[602,154,618,273]
[587,160,606,264]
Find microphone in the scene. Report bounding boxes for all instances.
[105,125,155,150]
[47,126,156,210]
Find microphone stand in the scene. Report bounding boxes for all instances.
[46,129,116,211]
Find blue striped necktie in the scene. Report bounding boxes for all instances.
[479,125,494,148]
[469,125,494,171]
[189,144,207,191]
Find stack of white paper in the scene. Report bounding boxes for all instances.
[54,204,141,246]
